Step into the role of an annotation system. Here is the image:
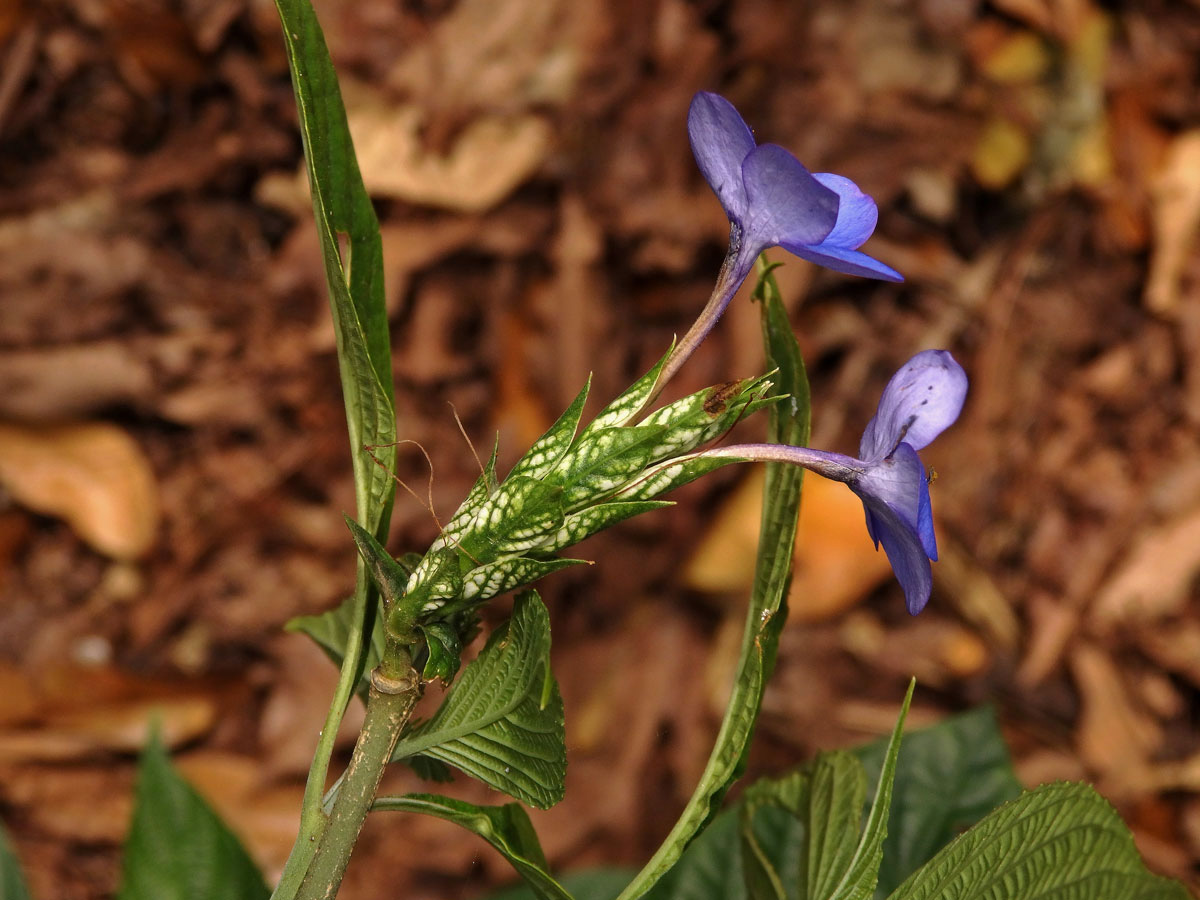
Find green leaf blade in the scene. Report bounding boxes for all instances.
[274,0,395,536]
[392,592,567,809]
[118,733,268,900]
[886,782,1190,900]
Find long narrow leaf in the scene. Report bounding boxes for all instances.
[616,256,809,900]
[271,2,397,894]
[274,0,395,536]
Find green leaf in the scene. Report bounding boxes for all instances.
[640,375,776,462]
[615,254,810,900]
[284,594,385,698]
[374,794,572,900]
[117,732,268,900]
[271,1,397,890]
[392,591,566,809]
[885,782,1191,900]
[825,680,913,900]
[419,621,463,682]
[854,707,1022,898]
[0,819,30,900]
[274,0,395,538]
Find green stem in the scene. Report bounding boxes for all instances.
[295,664,420,900]
[274,560,376,900]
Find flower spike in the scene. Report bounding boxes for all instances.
[658,92,903,395]
[702,350,967,615]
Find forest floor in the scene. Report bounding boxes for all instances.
[2,1,1200,898]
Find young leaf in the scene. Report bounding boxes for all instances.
[615,255,810,900]
[0,819,30,900]
[825,679,914,900]
[117,733,268,900]
[457,476,566,558]
[373,794,572,900]
[391,591,566,809]
[854,706,1022,898]
[273,0,395,538]
[885,782,1191,900]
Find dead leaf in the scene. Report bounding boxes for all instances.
[1091,508,1200,629]
[348,89,552,213]
[1145,130,1200,316]
[0,421,159,559]
[1070,641,1161,793]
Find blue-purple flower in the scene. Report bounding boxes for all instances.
[705,350,968,614]
[660,92,902,390]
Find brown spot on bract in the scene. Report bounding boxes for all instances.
[703,382,740,416]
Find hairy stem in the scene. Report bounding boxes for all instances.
[294,664,420,900]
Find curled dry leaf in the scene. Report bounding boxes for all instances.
[0,421,159,559]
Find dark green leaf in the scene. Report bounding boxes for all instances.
[392,592,566,809]
[886,782,1190,900]
[640,375,776,462]
[461,557,586,603]
[541,501,674,553]
[615,254,810,900]
[273,0,395,538]
[854,706,1022,898]
[0,819,30,900]
[374,794,571,900]
[617,456,742,502]
[117,733,268,900]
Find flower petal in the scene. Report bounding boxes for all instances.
[688,92,756,223]
[853,442,936,613]
[779,240,904,282]
[856,490,934,615]
[741,143,839,248]
[859,350,968,461]
[812,173,879,249]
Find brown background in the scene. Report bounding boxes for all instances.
[1,0,1200,897]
